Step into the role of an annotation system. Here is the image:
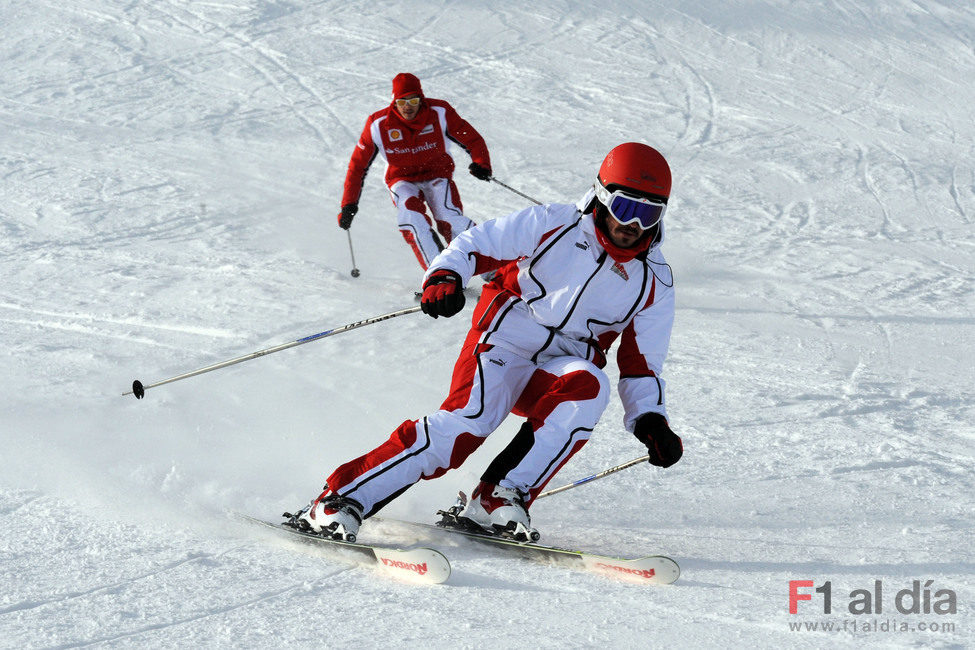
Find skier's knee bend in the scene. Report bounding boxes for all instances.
[572,362,611,408]
[543,359,611,409]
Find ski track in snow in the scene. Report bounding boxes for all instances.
[1,0,973,647]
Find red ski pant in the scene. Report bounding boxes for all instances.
[325,332,610,517]
[389,178,474,269]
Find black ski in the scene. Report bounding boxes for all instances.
[373,515,679,585]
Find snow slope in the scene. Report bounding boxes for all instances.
[1,0,972,647]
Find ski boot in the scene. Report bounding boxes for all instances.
[284,492,363,543]
[438,482,540,542]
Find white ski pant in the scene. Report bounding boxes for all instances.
[389,178,474,269]
[324,335,610,517]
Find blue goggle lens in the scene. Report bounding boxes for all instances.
[609,195,665,229]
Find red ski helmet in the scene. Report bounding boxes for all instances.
[597,142,671,200]
[391,73,423,99]
[585,143,671,257]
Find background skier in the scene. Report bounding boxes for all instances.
[337,73,493,270]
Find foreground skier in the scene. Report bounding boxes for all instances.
[293,143,683,541]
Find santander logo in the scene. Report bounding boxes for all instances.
[380,557,429,575]
[595,562,656,580]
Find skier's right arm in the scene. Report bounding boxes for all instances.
[338,118,379,227]
[424,203,564,287]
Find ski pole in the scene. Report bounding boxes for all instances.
[535,455,649,500]
[490,177,543,206]
[347,230,360,278]
[124,305,421,399]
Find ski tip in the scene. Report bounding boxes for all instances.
[373,547,451,585]
[583,555,680,585]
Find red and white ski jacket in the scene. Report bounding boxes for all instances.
[341,98,491,206]
[425,195,676,432]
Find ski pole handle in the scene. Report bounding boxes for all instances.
[535,455,649,500]
[124,305,422,399]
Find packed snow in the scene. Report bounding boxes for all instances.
[1,1,972,647]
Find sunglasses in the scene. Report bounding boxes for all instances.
[395,96,421,107]
[594,184,666,230]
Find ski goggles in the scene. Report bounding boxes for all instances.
[395,96,421,107]
[594,184,667,230]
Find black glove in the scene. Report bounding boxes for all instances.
[468,162,492,181]
[420,269,465,319]
[633,413,683,468]
[337,204,358,230]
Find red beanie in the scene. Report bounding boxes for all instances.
[391,73,423,99]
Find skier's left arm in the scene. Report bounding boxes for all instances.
[617,283,683,467]
[443,103,491,180]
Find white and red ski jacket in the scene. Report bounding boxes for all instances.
[425,195,676,432]
[341,98,491,206]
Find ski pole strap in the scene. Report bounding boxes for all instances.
[490,177,543,206]
[535,455,650,500]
